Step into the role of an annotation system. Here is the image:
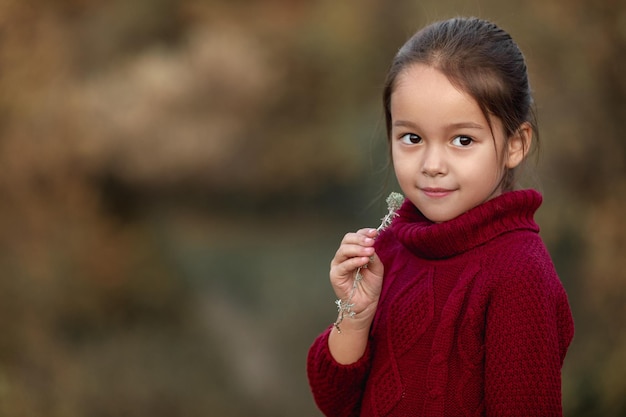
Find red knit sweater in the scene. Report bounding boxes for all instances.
[307,190,574,417]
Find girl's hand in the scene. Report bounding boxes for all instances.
[330,228,384,330]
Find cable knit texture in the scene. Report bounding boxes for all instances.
[307,190,574,417]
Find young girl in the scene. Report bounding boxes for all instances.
[307,17,574,417]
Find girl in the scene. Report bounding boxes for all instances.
[307,17,574,417]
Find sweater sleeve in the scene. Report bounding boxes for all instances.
[484,249,574,417]
[306,326,372,417]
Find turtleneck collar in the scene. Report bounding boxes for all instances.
[391,189,542,259]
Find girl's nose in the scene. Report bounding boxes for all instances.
[421,145,447,177]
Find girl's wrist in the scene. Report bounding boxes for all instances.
[328,318,372,365]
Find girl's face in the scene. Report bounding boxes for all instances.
[390,64,527,223]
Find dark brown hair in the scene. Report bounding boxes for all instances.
[383,17,538,191]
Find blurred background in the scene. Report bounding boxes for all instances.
[0,0,624,415]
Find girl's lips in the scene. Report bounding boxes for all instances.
[421,187,454,198]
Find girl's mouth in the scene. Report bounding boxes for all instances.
[421,187,454,198]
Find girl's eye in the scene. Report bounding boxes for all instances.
[400,133,422,144]
[452,135,473,147]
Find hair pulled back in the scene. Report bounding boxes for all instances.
[383,17,538,191]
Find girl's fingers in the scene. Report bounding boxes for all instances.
[331,256,372,278]
[332,243,374,265]
[342,229,378,245]
[331,229,377,265]
[330,228,383,288]
[355,228,378,237]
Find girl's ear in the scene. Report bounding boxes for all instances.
[505,122,532,169]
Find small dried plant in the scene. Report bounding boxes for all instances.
[334,192,404,333]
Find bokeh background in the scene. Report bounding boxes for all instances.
[0,0,624,416]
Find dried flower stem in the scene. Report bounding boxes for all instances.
[334,192,404,333]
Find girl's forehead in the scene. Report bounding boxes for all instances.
[392,65,481,118]
[394,64,470,100]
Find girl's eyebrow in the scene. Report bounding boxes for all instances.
[392,120,418,129]
[447,122,484,130]
[392,120,485,130]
